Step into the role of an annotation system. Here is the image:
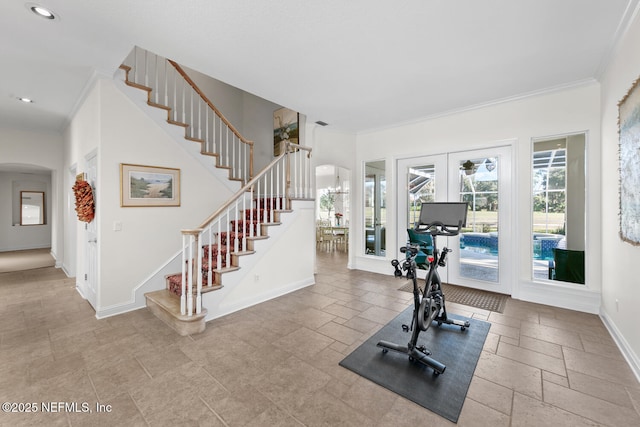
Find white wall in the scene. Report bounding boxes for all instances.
[64,78,236,315]
[308,124,357,267]
[0,128,64,258]
[99,79,235,311]
[242,91,283,171]
[0,171,51,251]
[599,10,640,377]
[309,124,356,171]
[353,83,602,314]
[184,65,284,172]
[202,200,315,319]
[63,80,101,286]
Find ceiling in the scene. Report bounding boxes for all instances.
[2,0,639,135]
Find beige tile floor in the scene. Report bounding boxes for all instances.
[0,251,639,426]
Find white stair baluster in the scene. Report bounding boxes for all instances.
[180,235,187,315]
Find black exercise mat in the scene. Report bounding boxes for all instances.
[339,307,490,423]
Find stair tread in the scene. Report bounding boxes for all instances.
[167,119,188,128]
[185,136,205,143]
[233,250,256,256]
[124,80,152,92]
[147,101,171,111]
[247,235,269,241]
[214,266,241,274]
[202,285,223,294]
[145,290,207,321]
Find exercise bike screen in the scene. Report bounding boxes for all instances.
[418,202,468,228]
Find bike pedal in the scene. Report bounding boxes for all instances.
[417,345,431,355]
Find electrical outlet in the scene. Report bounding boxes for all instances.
[615,299,619,312]
[254,274,260,282]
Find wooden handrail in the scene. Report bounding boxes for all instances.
[192,142,310,230]
[168,60,254,147]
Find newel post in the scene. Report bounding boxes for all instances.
[181,228,203,316]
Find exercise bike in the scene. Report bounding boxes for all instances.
[377,202,470,375]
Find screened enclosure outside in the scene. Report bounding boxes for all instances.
[458,158,499,283]
[532,143,568,280]
[407,164,436,229]
[532,134,585,284]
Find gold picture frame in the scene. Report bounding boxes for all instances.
[120,163,180,207]
[273,107,299,156]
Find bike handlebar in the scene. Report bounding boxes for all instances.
[413,220,462,237]
[400,246,419,256]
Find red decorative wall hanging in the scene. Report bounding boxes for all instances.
[72,179,95,222]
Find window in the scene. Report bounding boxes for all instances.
[532,134,585,284]
[364,160,386,256]
[20,191,45,225]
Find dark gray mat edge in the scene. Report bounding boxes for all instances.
[339,307,490,423]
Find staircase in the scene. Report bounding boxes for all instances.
[119,47,313,335]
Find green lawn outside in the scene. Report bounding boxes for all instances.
[362,207,564,234]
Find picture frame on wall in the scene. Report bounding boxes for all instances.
[120,163,181,207]
[273,107,299,156]
[618,75,640,245]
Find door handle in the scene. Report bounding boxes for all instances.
[88,238,97,243]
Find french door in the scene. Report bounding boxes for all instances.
[398,146,513,294]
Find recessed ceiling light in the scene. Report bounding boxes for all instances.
[18,97,34,103]
[30,5,56,20]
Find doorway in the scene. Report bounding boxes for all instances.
[315,165,350,255]
[397,145,513,294]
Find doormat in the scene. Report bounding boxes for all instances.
[339,307,490,423]
[398,281,507,313]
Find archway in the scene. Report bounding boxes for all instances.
[0,163,54,269]
[315,165,350,255]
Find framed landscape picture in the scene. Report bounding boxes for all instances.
[273,107,299,156]
[120,163,180,207]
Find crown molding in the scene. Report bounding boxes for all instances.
[595,0,640,79]
[358,78,599,136]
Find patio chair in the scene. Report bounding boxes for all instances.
[548,248,585,284]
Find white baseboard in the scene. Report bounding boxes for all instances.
[60,264,73,278]
[0,244,52,252]
[95,300,147,319]
[204,276,315,322]
[517,282,601,314]
[599,310,640,383]
[75,281,87,300]
[92,251,181,319]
